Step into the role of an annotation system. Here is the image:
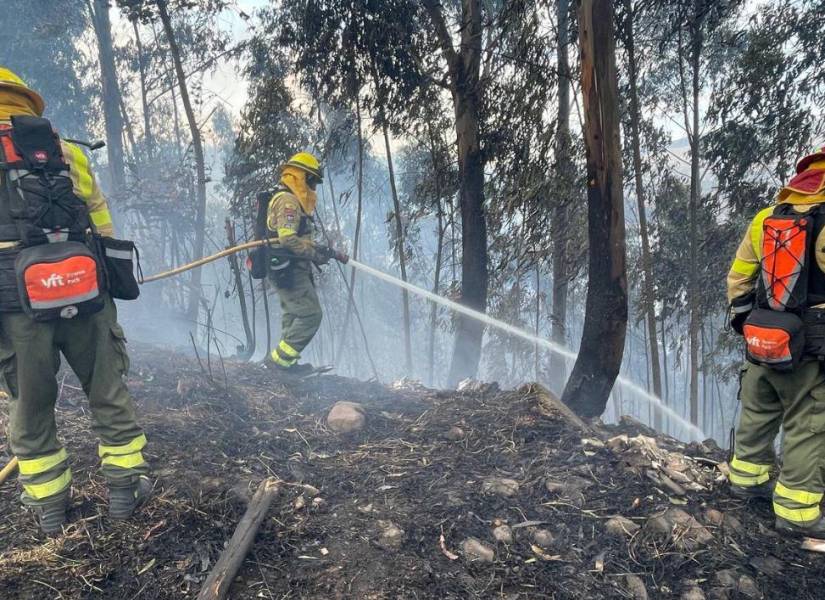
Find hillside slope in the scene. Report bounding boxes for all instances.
[0,345,821,599]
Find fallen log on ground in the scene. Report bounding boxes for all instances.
[196,477,281,600]
[0,456,18,486]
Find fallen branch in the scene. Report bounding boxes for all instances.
[0,456,18,486]
[196,478,281,600]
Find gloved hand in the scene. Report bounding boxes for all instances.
[333,250,349,264]
[729,292,754,335]
[315,245,334,265]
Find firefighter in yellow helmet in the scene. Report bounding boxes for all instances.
[0,68,150,534]
[265,152,348,373]
[727,144,825,541]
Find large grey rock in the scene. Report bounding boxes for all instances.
[327,401,366,433]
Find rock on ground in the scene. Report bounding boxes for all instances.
[327,401,366,433]
[462,538,495,563]
[482,477,520,497]
[625,575,649,600]
[493,525,514,544]
[605,516,640,538]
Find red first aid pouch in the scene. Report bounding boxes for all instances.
[15,241,104,320]
[743,308,805,371]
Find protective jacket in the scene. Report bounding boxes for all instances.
[266,164,327,368]
[728,151,825,529]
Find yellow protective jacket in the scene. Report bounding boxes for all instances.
[0,118,114,247]
[266,189,329,265]
[727,160,825,305]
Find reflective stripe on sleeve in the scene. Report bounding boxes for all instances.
[90,209,112,228]
[731,258,759,277]
[64,143,93,199]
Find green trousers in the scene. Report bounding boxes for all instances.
[270,267,322,365]
[730,361,825,525]
[0,295,148,506]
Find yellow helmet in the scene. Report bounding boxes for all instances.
[0,67,45,116]
[283,152,323,182]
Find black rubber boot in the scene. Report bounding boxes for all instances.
[776,515,825,540]
[109,475,152,520]
[729,480,774,501]
[29,497,67,535]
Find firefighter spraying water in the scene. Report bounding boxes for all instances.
[141,244,706,442]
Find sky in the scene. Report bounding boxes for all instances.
[110,0,267,123]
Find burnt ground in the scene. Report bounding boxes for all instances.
[0,343,823,600]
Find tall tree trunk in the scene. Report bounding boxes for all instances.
[550,0,573,389]
[687,1,703,427]
[383,124,413,374]
[423,0,488,386]
[132,18,154,161]
[624,0,663,429]
[157,0,207,324]
[89,0,126,194]
[334,98,365,368]
[561,0,628,418]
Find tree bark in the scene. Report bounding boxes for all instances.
[133,18,154,161]
[422,0,488,386]
[157,0,207,324]
[550,0,573,389]
[624,0,663,429]
[196,478,280,600]
[687,0,703,427]
[225,219,253,359]
[561,0,628,418]
[334,98,365,368]
[383,124,413,374]
[89,0,126,194]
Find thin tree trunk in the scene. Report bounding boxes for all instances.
[624,0,663,429]
[535,262,541,381]
[225,218,253,358]
[157,0,207,324]
[428,129,446,387]
[383,124,413,374]
[89,0,126,194]
[660,312,670,433]
[687,1,703,427]
[561,0,628,418]
[423,0,488,386]
[133,18,154,161]
[334,98,365,367]
[550,0,572,388]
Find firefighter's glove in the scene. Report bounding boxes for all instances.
[315,245,334,266]
[729,293,754,335]
[333,250,349,264]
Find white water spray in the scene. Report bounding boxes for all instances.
[348,259,707,441]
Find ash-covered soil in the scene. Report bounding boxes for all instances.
[0,343,822,599]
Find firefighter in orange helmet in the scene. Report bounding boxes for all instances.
[727,144,825,540]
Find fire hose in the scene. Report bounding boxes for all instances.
[140,239,271,284]
[0,456,18,486]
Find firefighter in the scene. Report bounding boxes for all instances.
[265,152,348,373]
[727,144,825,540]
[0,68,150,534]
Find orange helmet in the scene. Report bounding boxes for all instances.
[795,145,825,174]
